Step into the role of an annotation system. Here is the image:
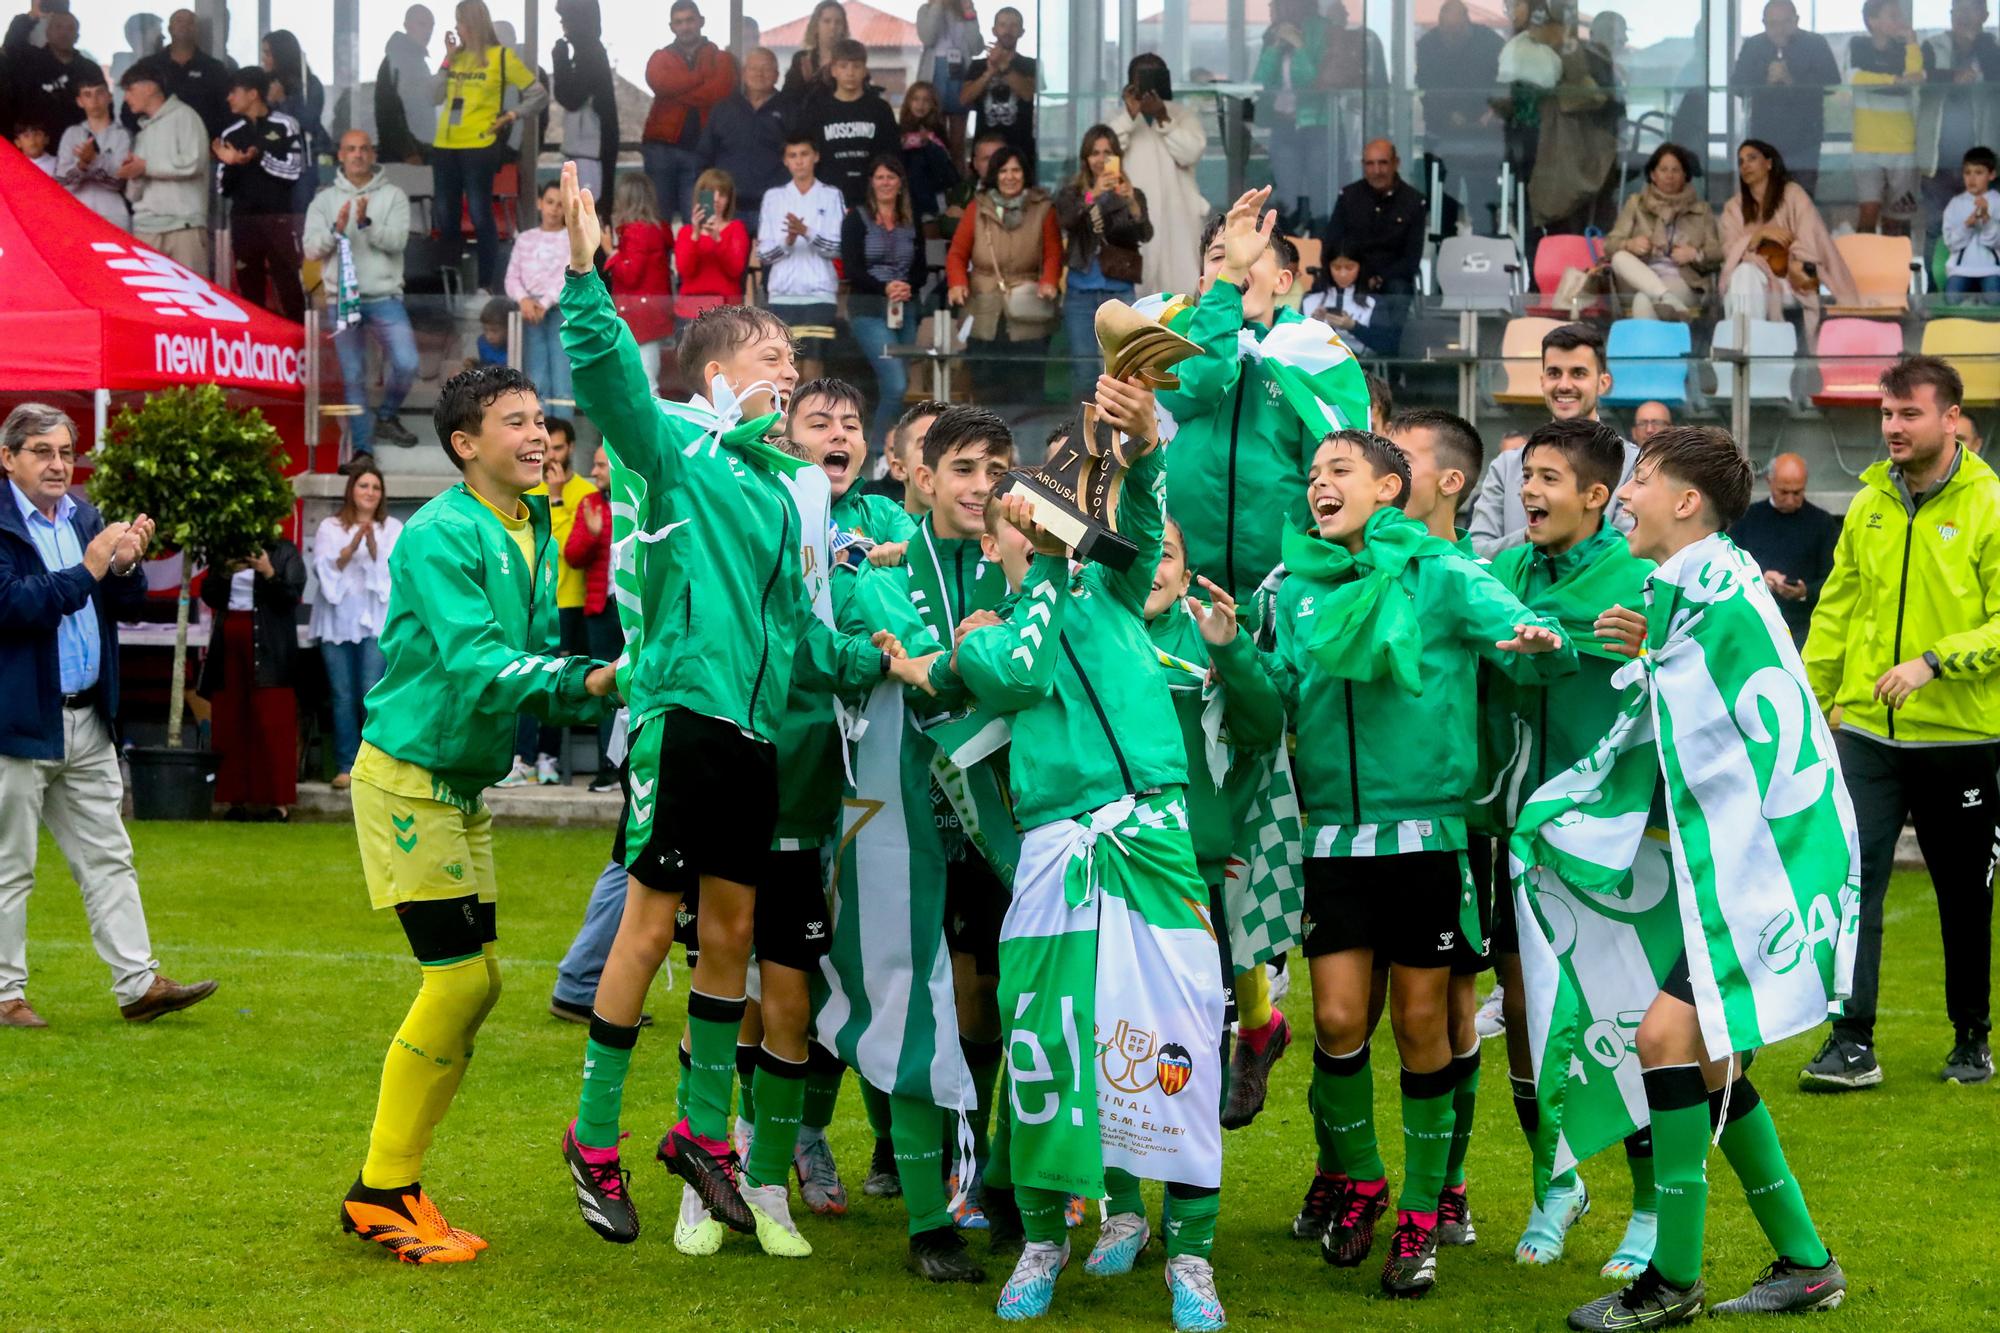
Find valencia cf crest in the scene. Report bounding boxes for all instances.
[1156,1043,1193,1097]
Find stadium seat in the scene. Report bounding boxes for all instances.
[1526,233,1602,318]
[1927,236,2000,318]
[1921,317,2000,404]
[1599,318,1691,409]
[1808,317,1905,406]
[1823,233,1916,317]
[1490,315,1564,405]
[1436,235,1522,311]
[1712,317,1799,404]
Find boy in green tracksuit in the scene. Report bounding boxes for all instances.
[552,166,932,1252]
[943,378,1231,1332]
[1471,419,1662,1275]
[341,364,617,1263]
[1263,429,1571,1299]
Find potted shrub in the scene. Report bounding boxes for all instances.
[89,385,296,819]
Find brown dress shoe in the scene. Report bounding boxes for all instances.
[119,975,219,1022]
[1,997,49,1028]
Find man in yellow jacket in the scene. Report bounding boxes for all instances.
[1802,354,2000,1091]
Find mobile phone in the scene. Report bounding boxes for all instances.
[698,187,717,218]
[1102,153,1121,179]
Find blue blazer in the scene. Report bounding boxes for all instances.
[0,493,148,760]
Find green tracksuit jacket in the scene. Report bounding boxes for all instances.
[833,487,919,545]
[561,267,881,741]
[362,484,608,800]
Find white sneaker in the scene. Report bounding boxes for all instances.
[1267,959,1291,1006]
[1474,984,1506,1039]
[673,1182,726,1256]
[494,757,535,788]
[732,1115,753,1163]
[535,753,561,785]
[740,1179,812,1258]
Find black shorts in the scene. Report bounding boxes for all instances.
[758,847,833,971]
[1210,883,1238,1026]
[1488,838,1521,958]
[1450,835,1498,976]
[945,847,1010,979]
[1302,850,1469,969]
[629,709,779,893]
[1661,950,1694,1004]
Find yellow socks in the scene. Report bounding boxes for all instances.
[362,949,499,1189]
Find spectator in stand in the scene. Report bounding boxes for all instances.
[311,463,401,790]
[562,446,619,788]
[760,133,847,377]
[947,143,1059,410]
[645,0,737,226]
[673,166,750,319]
[214,68,306,324]
[306,131,420,459]
[699,46,787,241]
[1526,8,1623,234]
[1416,0,1504,226]
[506,178,578,409]
[1720,139,1856,347]
[374,4,437,164]
[945,127,1004,224]
[0,403,218,1030]
[1255,0,1332,232]
[1849,0,1929,236]
[842,155,928,450]
[2,5,88,143]
[552,0,617,200]
[1601,142,1722,320]
[796,37,898,208]
[431,0,547,295]
[1631,400,1673,445]
[110,14,163,88]
[1728,451,1836,649]
[1922,0,2000,222]
[118,64,210,274]
[784,0,848,104]
[960,6,1036,179]
[1323,137,1424,300]
[1945,146,2000,300]
[1112,53,1205,299]
[917,0,982,158]
[13,119,53,172]
[1729,1,1838,197]
[198,536,307,821]
[129,10,229,141]
[261,29,329,205]
[57,72,133,228]
[602,172,674,389]
[1493,2,1562,187]
[1303,246,1397,356]
[899,80,959,224]
[471,294,512,367]
[1054,125,1151,397]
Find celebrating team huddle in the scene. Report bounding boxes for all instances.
[335,164,1856,1331]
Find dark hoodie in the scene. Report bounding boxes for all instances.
[552,0,619,171]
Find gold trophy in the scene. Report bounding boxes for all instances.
[999,300,1201,570]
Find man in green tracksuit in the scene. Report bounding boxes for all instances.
[341,364,617,1263]
[1469,418,1659,1275]
[551,165,933,1253]
[941,377,1231,1332]
[1263,429,1570,1299]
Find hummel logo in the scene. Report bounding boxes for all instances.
[1298,596,1314,617]
[806,920,827,940]
[1438,931,1456,950]
[1964,789,1984,809]
[391,811,418,853]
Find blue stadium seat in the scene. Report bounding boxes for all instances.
[1599,318,1692,409]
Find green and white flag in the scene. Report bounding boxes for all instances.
[1511,534,1861,1186]
[1254,318,1374,438]
[1221,744,1305,968]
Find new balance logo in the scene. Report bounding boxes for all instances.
[95,241,250,322]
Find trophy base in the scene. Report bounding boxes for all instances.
[1002,473,1140,572]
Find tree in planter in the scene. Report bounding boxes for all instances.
[88,385,296,750]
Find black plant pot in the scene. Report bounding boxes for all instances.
[127,746,218,821]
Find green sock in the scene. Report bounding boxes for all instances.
[684,991,745,1140]
[986,1074,1015,1190]
[1714,1082,1829,1268]
[574,1016,639,1149]
[1444,1049,1480,1188]
[674,1037,691,1121]
[961,1036,1003,1167]
[1626,1129,1657,1215]
[1398,1065,1458,1214]
[1104,1165,1145,1217]
[1312,1042,1385,1182]
[1646,1065,1713,1288]
[735,1043,760,1129]
[861,1076,895,1141]
[746,1047,806,1189]
[801,1047,845,1131]
[1311,1080,1342,1174]
[1163,1186,1220,1259]
[1017,1183,1068,1244]
[890,1093,950,1234]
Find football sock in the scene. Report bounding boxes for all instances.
[414,945,500,1148]
[1017,1184,1068,1245]
[745,1046,806,1189]
[1712,1079,1829,1268]
[574,1010,640,1150]
[1625,1128,1657,1215]
[890,1093,950,1235]
[1645,1064,1712,1288]
[861,1076,895,1141]
[673,1036,691,1121]
[684,990,746,1140]
[1104,1166,1145,1218]
[1312,1041,1385,1183]
[735,1043,761,1128]
[1163,1184,1220,1259]
[1236,964,1274,1036]
[962,1035,1003,1168]
[1510,1072,1539,1135]
[1444,1045,1482,1189]
[362,953,494,1188]
[1398,1064,1458,1213]
[801,1043,845,1131]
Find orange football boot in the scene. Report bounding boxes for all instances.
[340,1178,478,1263]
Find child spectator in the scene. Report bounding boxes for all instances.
[1944,145,2000,299]
[505,179,577,407]
[758,133,847,377]
[602,172,675,390]
[898,80,959,223]
[13,120,55,173]
[794,38,898,208]
[471,296,515,369]
[1848,0,1930,235]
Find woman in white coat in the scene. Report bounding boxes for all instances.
[1109,54,1208,298]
